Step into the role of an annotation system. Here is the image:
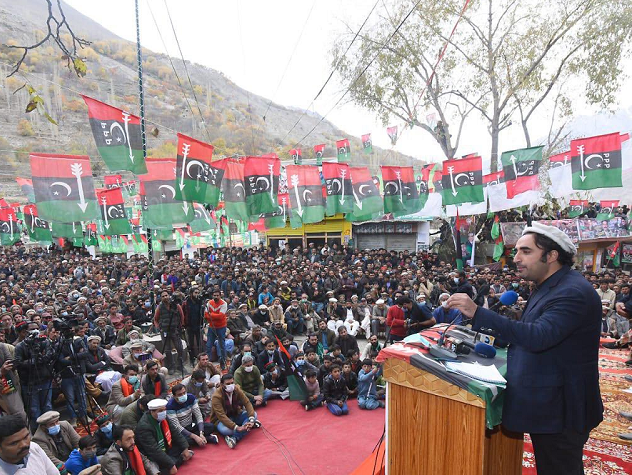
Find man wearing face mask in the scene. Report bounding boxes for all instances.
[119,394,156,430]
[234,355,271,407]
[433,292,464,325]
[166,383,219,448]
[154,291,186,375]
[262,361,289,399]
[64,435,98,475]
[183,287,204,365]
[211,374,258,449]
[451,271,474,298]
[100,425,159,475]
[106,365,143,423]
[94,414,116,457]
[136,398,192,474]
[121,330,156,359]
[32,411,80,469]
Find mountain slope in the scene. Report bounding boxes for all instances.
[0,0,415,201]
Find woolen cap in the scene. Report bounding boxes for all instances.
[522,222,577,254]
[37,410,60,425]
[147,398,168,410]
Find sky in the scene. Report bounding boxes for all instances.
[64,0,632,170]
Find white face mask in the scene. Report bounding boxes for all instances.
[157,410,167,422]
[453,278,460,284]
[244,366,253,373]
[224,383,235,393]
[441,300,449,308]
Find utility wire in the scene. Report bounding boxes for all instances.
[145,0,210,143]
[281,0,381,143]
[236,0,257,154]
[291,0,424,148]
[262,0,318,121]
[161,0,214,143]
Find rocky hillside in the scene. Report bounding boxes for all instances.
[0,0,416,201]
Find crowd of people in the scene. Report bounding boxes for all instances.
[0,241,631,474]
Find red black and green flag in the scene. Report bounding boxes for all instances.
[31,153,99,223]
[0,207,21,246]
[96,187,131,235]
[381,166,421,216]
[52,221,83,239]
[139,158,194,229]
[483,170,504,186]
[441,156,484,206]
[104,175,123,188]
[362,134,372,154]
[289,148,302,165]
[81,95,147,174]
[313,144,325,166]
[244,155,280,216]
[568,199,588,218]
[84,223,98,247]
[596,200,619,222]
[131,233,149,254]
[607,241,621,267]
[23,204,52,243]
[190,203,213,233]
[336,139,350,163]
[285,165,325,228]
[501,146,543,199]
[16,177,34,202]
[222,159,249,223]
[387,126,398,146]
[264,193,289,229]
[571,132,624,190]
[347,166,382,221]
[175,133,223,205]
[322,162,352,216]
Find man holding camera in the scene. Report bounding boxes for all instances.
[153,291,186,375]
[14,324,55,431]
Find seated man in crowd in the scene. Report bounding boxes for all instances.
[94,414,116,457]
[166,383,219,448]
[119,394,156,430]
[115,318,142,347]
[141,360,169,399]
[256,338,284,373]
[136,398,193,474]
[211,373,259,449]
[262,361,289,400]
[0,414,59,474]
[185,369,214,420]
[32,410,80,470]
[84,335,120,393]
[91,316,116,350]
[234,354,271,407]
[100,424,158,475]
[106,365,143,422]
[64,435,98,475]
[121,329,155,359]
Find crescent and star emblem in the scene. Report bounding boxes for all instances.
[454,173,471,187]
[50,181,72,197]
[255,176,271,192]
[358,184,370,195]
[1,223,9,232]
[331,179,341,193]
[185,160,205,179]
[158,184,176,199]
[338,147,347,155]
[107,206,121,219]
[384,181,399,194]
[109,123,127,145]
[584,154,604,170]
[302,189,313,202]
[233,182,245,197]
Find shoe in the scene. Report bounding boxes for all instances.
[252,419,261,429]
[206,434,219,444]
[626,360,632,366]
[625,375,632,383]
[224,435,236,449]
[619,433,632,441]
[378,400,385,408]
[602,342,619,349]
[620,411,632,421]
[305,405,309,411]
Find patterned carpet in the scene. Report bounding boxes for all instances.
[521,344,632,474]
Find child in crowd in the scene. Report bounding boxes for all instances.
[342,362,358,399]
[301,369,324,411]
[357,359,384,410]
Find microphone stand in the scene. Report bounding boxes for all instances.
[428,314,462,360]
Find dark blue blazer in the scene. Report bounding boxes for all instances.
[473,266,603,434]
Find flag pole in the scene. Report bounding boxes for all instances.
[134,0,154,310]
[454,206,464,271]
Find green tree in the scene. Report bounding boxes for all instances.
[332,0,632,170]
[17,119,34,136]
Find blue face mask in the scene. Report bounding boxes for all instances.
[296,359,305,366]
[100,422,113,434]
[48,424,61,436]
[128,376,138,384]
[243,352,251,359]
[177,395,187,404]
[194,382,203,387]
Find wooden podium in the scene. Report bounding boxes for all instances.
[383,357,523,475]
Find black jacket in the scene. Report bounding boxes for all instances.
[136,412,188,470]
[322,374,348,403]
[14,338,55,385]
[335,334,359,357]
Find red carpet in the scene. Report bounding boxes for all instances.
[178,398,385,475]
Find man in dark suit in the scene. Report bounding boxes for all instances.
[448,222,603,475]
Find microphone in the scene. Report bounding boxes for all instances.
[489,290,518,311]
[461,340,497,358]
[429,314,461,360]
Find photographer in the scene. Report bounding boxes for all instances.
[0,337,25,419]
[183,286,204,365]
[153,291,185,375]
[13,323,56,431]
[55,319,90,427]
